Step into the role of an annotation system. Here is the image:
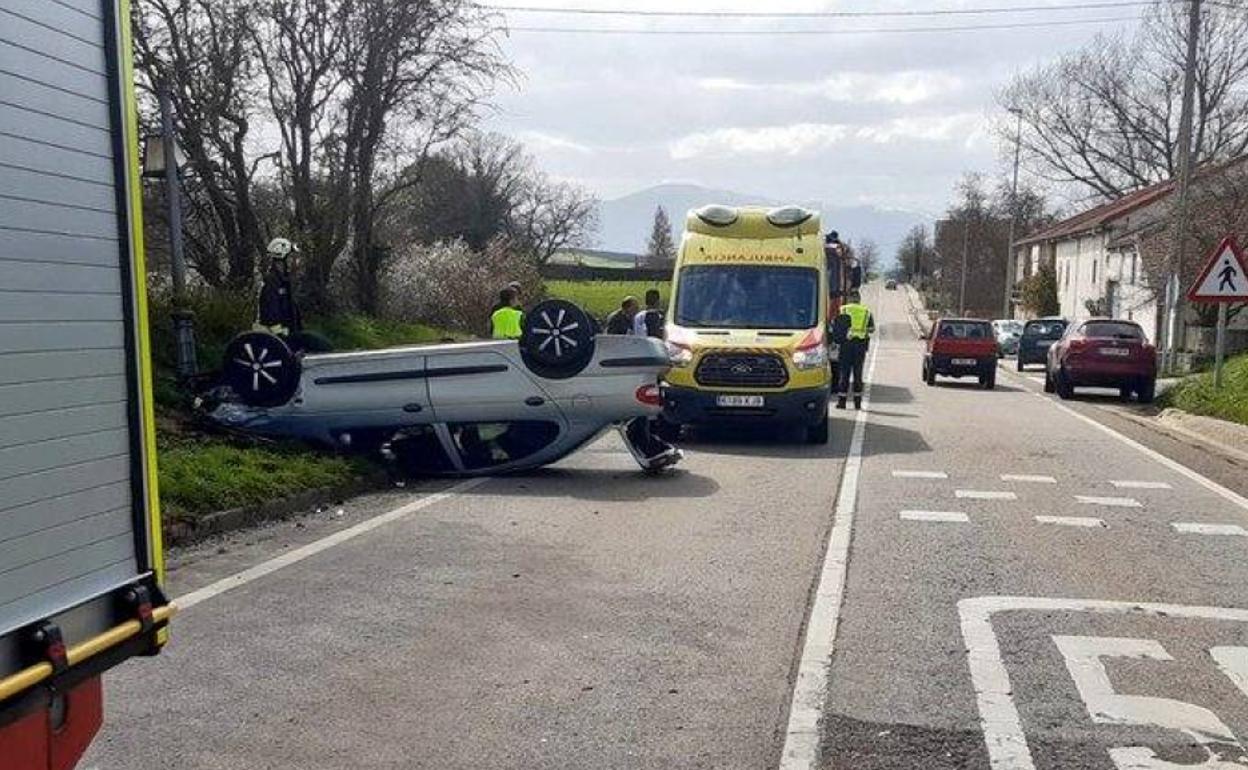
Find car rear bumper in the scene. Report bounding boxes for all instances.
[661,384,828,426]
[1065,362,1155,386]
[929,354,995,377]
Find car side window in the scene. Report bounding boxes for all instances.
[388,425,456,474]
[448,421,562,470]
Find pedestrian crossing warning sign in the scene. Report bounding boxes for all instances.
[1188,236,1248,302]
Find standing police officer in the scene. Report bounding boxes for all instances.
[834,288,874,410]
[490,286,524,339]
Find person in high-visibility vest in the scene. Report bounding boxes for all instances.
[833,288,875,409]
[490,286,524,339]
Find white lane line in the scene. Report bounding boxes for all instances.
[778,343,879,770]
[901,510,969,523]
[1010,381,1248,514]
[1172,522,1248,536]
[1111,480,1173,490]
[956,490,1018,500]
[1035,515,1106,528]
[1075,495,1142,508]
[1001,474,1057,484]
[961,596,1248,770]
[891,470,948,479]
[176,478,487,611]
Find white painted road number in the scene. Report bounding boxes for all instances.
[959,597,1248,770]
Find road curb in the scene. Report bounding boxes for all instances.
[165,474,393,547]
[901,284,931,339]
[1090,405,1248,468]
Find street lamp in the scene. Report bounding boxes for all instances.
[1002,106,1023,320]
[142,82,197,380]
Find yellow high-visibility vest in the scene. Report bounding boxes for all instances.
[842,303,873,340]
[491,306,523,339]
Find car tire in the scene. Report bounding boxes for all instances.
[806,415,830,445]
[520,299,596,379]
[924,361,936,386]
[1137,378,1156,404]
[1056,367,1075,400]
[984,370,996,390]
[1119,385,1133,401]
[222,331,301,407]
[1016,356,1025,372]
[1043,368,1055,393]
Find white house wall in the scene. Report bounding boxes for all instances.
[1055,232,1158,342]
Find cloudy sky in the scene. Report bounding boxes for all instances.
[480,1,1148,217]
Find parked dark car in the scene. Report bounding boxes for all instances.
[923,318,999,389]
[1044,318,1157,403]
[1016,317,1067,370]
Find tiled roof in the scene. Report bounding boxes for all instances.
[1016,180,1173,246]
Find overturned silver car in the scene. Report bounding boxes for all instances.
[201,300,682,475]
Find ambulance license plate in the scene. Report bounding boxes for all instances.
[717,394,764,408]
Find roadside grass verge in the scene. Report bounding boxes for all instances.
[158,433,373,521]
[546,279,672,319]
[1157,351,1248,426]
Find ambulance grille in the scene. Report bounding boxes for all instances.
[695,353,789,388]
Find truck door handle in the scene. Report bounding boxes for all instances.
[524,396,545,407]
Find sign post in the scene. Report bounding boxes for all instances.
[1186,235,1248,388]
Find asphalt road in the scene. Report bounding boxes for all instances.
[83,284,1248,770]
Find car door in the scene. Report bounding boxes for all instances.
[426,348,564,425]
[442,419,568,473]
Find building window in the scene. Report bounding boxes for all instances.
[1129,252,1137,284]
[1092,260,1098,283]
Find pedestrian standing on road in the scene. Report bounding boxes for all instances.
[833,288,874,410]
[490,287,524,339]
[632,288,666,338]
[605,296,640,335]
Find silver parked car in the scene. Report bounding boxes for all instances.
[991,319,1024,356]
[200,300,682,475]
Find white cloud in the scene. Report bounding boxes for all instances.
[695,71,963,106]
[515,130,594,155]
[669,123,849,160]
[855,113,984,144]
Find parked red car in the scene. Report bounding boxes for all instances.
[1045,318,1157,402]
[923,318,999,389]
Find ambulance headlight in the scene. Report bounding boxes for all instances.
[766,205,813,227]
[695,204,738,227]
[792,342,827,370]
[665,340,693,367]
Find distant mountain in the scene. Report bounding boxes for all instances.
[596,183,930,266]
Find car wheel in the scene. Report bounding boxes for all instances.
[1043,368,1055,393]
[984,370,996,390]
[1119,385,1133,401]
[924,363,936,386]
[520,299,596,379]
[222,332,301,407]
[1016,356,1025,372]
[806,415,830,445]
[1056,367,1075,400]
[1137,378,1156,404]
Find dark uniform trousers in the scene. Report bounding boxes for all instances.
[837,339,869,396]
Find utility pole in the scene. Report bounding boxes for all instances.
[1164,0,1202,372]
[1003,107,1023,320]
[157,83,197,379]
[959,217,970,316]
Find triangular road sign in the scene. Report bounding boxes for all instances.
[1188,236,1248,302]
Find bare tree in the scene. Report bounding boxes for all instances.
[850,238,880,279]
[895,225,935,286]
[997,3,1248,201]
[134,0,269,289]
[510,174,599,265]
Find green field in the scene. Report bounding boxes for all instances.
[1158,351,1248,426]
[546,279,673,319]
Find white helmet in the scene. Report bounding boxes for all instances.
[267,237,299,258]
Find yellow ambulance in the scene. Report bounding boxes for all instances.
[661,205,831,444]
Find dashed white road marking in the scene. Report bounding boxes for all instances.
[176,478,487,611]
[901,510,970,523]
[959,596,1248,770]
[778,343,880,770]
[1034,515,1105,528]
[956,490,1018,501]
[1075,495,1142,508]
[1172,522,1248,536]
[892,470,949,479]
[1111,480,1173,490]
[1001,474,1057,484]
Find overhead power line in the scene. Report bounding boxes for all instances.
[486,1,1155,19]
[505,16,1141,35]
